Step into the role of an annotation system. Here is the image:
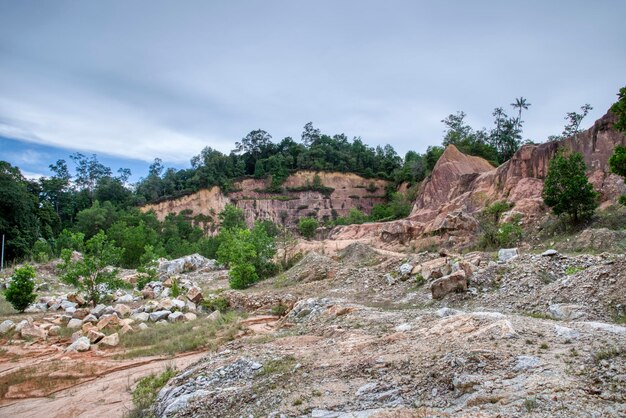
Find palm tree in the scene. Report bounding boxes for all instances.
[511,97,531,131]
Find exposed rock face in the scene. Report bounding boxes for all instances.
[142,171,390,228]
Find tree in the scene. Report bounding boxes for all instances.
[298,217,318,239]
[511,97,531,132]
[609,146,626,205]
[562,104,593,139]
[5,265,37,312]
[542,152,598,223]
[216,228,259,289]
[218,204,246,230]
[610,86,626,133]
[59,231,129,304]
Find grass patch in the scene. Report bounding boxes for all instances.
[257,355,297,377]
[0,296,19,316]
[127,364,177,418]
[565,266,585,275]
[593,346,623,364]
[117,311,241,359]
[524,397,538,412]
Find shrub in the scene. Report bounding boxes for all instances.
[32,239,53,263]
[130,365,177,416]
[542,151,598,224]
[298,217,319,239]
[5,265,37,312]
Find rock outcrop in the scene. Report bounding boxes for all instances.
[142,171,390,229]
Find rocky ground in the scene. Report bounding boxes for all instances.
[150,242,625,417]
[0,242,625,417]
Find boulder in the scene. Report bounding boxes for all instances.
[168,311,186,323]
[186,286,204,304]
[548,304,587,320]
[48,325,61,336]
[149,310,171,322]
[72,308,90,320]
[138,323,149,331]
[158,254,218,276]
[498,248,519,262]
[142,289,156,299]
[66,336,90,352]
[97,314,120,330]
[24,303,48,313]
[184,312,197,321]
[171,299,186,311]
[87,329,105,343]
[420,257,451,280]
[15,319,30,333]
[67,318,83,329]
[82,314,98,323]
[206,310,221,322]
[113,304,131,318]
[116,294,134,303]
[67,293,86,305]
[120,323,133,335]
[0,320,15,335]
[91,304,107,318]
[157,299,174,311]
[398,263,413,278]
[541,249,559,256]
[100,333,119,347]
[82,322,96,333]
[20,324,47,340]
[131,312,150,322]
[430,271,468,300]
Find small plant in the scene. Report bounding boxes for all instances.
[5,265,37,312]
[565,266,585,275]
[414,274,425,287]
[258,355,297,376]
[298,217,319,239]
[129,365,177,416]
[524,397,538,412]
[540,343,549,350]
[170,278,182,298]
[593,346,622,363]
[271,303,288,316]
[201,296,230,313]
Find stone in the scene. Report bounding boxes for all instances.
[542,249,559,256]
[0,320,15,334]
[431,271,467,300]
[66,336,90,352]
[498,248,519,262]
[142,289,156,299]
[36,282,50,291]
[168,311,186,322]
[183,312,197,321]
[554,325,580,339]
[116,294,134,303]
[15,319,30,332]
[20,324,47,340]
[91,304,107,318]
[437,307,460,317]
[131,312,150,322]
[158,254,218,276]
[67,318,83,329]
[82,314,98,323]
[149,310,171,322]
[87,329,105,343]
[185,300,197,312]
[82,322,95,333]
[384,273,397,286]
[97,314,120,330]
[72,308,90,320]
[100,332,120,347]
[24,302,48,313]
[206,310,221,322]
[113,304,131,317]
[394,323,411,332]
[48,325,61,336]
[398,263,413,277]
[67,293,85,305]
[420,257,451,280]
[120,323,133,334]
[157,299,174,311]
[71,331,83,342]
[514,355,541,371]
[171,299,185,311]
[186,286,204,304]
[138,323,149,331]
[548,304,587,320]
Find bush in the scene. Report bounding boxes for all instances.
[130,365,177,416]
[543,151,598,224]
[32,239,53,263]
[5,265,37,312]
[229,263,258,289]
[298,217,319,239]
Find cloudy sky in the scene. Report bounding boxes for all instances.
[1,1,625,180]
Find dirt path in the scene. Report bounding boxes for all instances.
[0,351,206,418]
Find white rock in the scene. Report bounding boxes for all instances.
[149,310,171,322]
[66,336,90,352]
[498,248,519,262]
[554,325,580,339]
[437,307,460,317]
[168,311,186,322]
[206,310,221,322]
[138,323,149,330]
[398,263,413,276]
[131,312,150,322]
[394,323,411,332]
[514,355,541,371]
[541,249,559,256]
[116,294,134,303]
[0,320,15,334]
[183,312,197,321]
[100,332,119,347]
[67,318,83,329]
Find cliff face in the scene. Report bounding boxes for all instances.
[331,110,626,249]
[141,171,390,229]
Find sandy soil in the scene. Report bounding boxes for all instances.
[0,351,205,418]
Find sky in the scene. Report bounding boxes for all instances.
[1,1,625,181]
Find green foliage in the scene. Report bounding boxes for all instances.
[136,244,161,290]
[477,203,522,250]
[75,201,118,239]
[32,239,53,263]
[130,365,177,416]
[5,265,37,312]
[610,86,626,133]
[542,152,598,224]
[55,229,85,255]
[201,296,230,313]
[170,278,182,298]
[609,145,626,205]
[298,217,319,239]
[218,204,246,230]
[483,200,511,224]
[59,231,130,304]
